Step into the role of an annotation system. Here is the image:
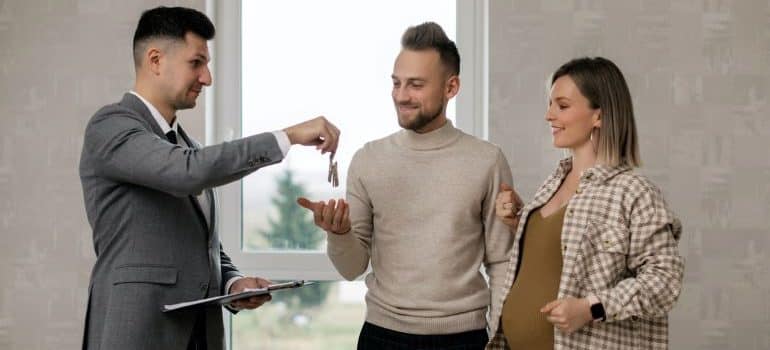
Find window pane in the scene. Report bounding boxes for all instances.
[232,281,367,350]
[241,1,456,252]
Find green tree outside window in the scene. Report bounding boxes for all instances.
[258,169,330,309]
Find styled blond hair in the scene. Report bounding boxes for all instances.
[401,22,460,76]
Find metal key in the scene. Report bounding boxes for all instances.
[328,153,339,188]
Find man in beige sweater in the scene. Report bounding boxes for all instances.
[298,22,514,350]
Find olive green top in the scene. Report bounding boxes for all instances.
[501,205,565,349]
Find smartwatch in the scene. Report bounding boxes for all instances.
[587,295,606,322]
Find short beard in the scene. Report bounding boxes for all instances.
[400,104,444,132]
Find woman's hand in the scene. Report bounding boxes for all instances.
[541,297,594,334]
[495,183,524,232]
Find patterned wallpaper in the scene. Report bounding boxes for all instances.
[489,0,770,348]
[0,1,204,349]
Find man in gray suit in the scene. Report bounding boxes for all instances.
[79,6,340,350]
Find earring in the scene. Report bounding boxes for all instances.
[590,128,599,154]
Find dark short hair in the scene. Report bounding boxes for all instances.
[551,57,640,167]
[132,6,215,66]
[401,22,460,76]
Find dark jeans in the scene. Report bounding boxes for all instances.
[357,322,488,350]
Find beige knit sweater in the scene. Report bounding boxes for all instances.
[326,120,514,335]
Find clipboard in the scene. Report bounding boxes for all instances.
[162,280,313,312]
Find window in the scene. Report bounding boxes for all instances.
[208,1,486,349]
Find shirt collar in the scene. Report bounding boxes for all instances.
[585,163,632,183]
[129,91,178,134]
[555,157,632,183]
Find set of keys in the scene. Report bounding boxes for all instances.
[327,153,339,187]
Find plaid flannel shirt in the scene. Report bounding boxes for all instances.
[487,158,684,350]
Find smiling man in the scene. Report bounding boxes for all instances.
[79,6,340,350]
[298,22,515,350]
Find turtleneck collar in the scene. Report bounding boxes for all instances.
[394,119,462,151]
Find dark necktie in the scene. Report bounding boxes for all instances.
[166,130,178,145]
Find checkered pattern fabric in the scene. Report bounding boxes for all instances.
[487,158,684,350]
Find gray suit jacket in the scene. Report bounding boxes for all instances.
[79,93,283,350]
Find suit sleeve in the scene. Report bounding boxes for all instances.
[219,246,243,293]
[83,111,284,197]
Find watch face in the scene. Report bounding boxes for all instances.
[590,302,606,320]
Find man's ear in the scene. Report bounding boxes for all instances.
[146,47,163,75]
[446,75,460,99]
